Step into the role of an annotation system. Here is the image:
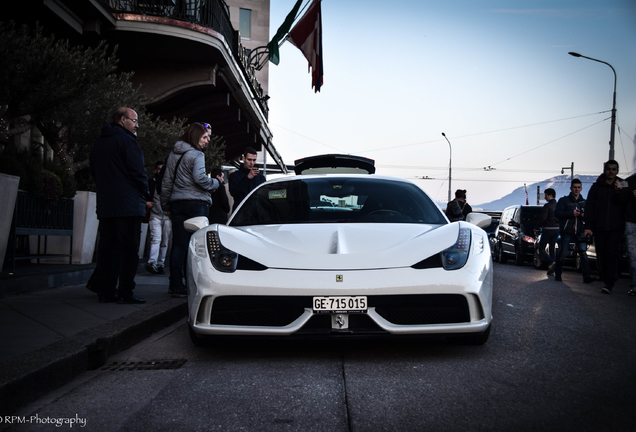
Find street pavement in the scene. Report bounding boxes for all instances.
[0,265,187,414]
[0,260,633,416]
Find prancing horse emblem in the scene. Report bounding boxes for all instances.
[336,275,343,282]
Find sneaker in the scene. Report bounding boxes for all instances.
[555,275,562,282]
[628,289,636,296]
[546,263,556,276]
[601,286,612,294]
[171,287,187,298]
[583,276,595,284]
[145,263,158,274]
[157,266,165,275]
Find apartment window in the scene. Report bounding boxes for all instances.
[239,8,251,39]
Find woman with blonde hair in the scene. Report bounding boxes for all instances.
[161,122,219,297]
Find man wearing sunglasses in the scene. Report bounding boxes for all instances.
[88,107,152,304]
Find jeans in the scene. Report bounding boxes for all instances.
[539,229,559,264]
[594,230,622,289]
[626,222,636,287]
[169,200,209,289]
[148,216,171,267]
[555,233,591,279]
[91,216,142,298]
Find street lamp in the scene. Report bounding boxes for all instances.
[561,162,574,180]
[568,52,617,160]
[442,132,452,202]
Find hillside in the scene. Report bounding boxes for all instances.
[475,174,599,211]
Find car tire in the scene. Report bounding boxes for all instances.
[533,247,543,269]
[514,245,525,266]
[497,242,507,264]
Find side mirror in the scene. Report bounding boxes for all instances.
[465,212,492,230]
[184,216,209,233]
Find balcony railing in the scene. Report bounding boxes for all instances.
[99,0,267,116]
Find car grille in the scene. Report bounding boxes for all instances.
[209,294,470,328]
[371,294,470,324]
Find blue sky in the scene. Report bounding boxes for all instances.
[266,0,636,205]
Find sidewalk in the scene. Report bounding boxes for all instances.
[0,264,187,414]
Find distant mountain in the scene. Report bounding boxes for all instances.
[474,174,599,211]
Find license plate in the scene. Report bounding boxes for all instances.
[312,296,367,313]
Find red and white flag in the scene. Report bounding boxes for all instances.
[288,0,323,92]
[524,184,529,205]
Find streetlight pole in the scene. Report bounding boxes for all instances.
[568,52,617,160]
[561,162,574,180]
[442,132,452,202]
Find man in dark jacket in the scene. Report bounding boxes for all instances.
[554,179,593,283]
[535,188,559,274]
[445,189,472,222]
[89,107,152,304]
[228,147,265,213]
[584,160,625,294]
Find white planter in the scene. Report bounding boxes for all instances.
[72,191,99,264]
[138,222,148,259]
[0,174,20,272]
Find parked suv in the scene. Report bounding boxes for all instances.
[493,205,542,265]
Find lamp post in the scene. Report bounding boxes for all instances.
[561,162,574,180]
[442,133,452,202]
[568,52,617,160]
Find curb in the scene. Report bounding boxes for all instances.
[0,298,188,414]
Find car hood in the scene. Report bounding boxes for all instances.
[217,223,459,270]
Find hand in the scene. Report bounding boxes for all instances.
[573,208,581,217]
[146,201,154,208]
[248,168,259,179]
[583,229,592,237]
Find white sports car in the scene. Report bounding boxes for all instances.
[184,155,493,345]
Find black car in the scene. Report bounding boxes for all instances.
[493,205,542,265]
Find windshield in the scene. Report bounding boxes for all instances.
[230,177,447,226]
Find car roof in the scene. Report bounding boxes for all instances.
[294,154,375,175]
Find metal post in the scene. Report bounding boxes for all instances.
[568,52,617,160]
[442,133,452,202]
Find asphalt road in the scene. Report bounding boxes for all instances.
[5,263,636,432]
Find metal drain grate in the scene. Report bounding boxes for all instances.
[102,359,187,371]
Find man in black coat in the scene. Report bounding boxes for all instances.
[228,147,265,213]
[89,107,152,303]
[535,188,559,274]
[584,160,625,294]
[554,179,593,283]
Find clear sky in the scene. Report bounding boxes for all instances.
[266,0,636,206]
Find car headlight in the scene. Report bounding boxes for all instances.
[441,227,471,270]
[207,230,238,273]
[521,235,536,244]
